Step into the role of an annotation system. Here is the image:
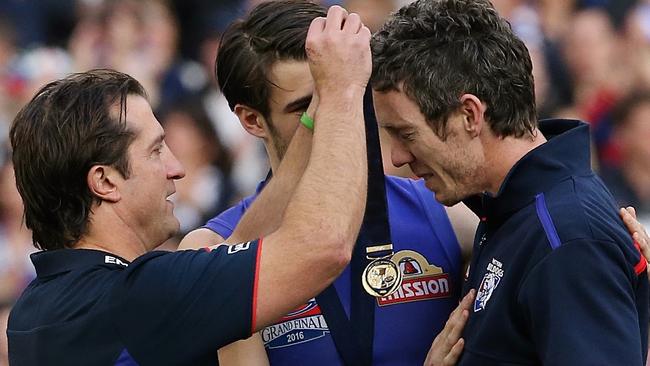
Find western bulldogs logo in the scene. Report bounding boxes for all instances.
[474,258,504,312]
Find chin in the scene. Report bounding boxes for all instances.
[433,192,461,207]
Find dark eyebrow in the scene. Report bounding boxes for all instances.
[148,133,165,150]
[283,95,312,113]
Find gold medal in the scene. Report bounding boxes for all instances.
[361,247,403,297]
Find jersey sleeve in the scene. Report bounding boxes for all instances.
[203,203,243,239]
[111,239,262,365]
[518,239,646,365]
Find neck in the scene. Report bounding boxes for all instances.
[74,209,151,262]
[484,128,547,195]
[74,239,145,262]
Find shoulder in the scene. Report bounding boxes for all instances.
[178,228,225,250]
[203,191,260,238]
[541,176,627,246]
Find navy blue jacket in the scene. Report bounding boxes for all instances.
[459,119,649,365]
[7,242,260,365]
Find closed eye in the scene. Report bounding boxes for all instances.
[400,132,415,141]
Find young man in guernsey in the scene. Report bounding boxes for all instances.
[178,1,477,365]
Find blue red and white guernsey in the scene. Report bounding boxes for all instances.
[8,242,262,365]
[204,175,463,365]
[459,119,649,365]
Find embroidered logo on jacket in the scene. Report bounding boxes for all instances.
[377,250,452,306]
[261,298,329,349]
[474,258,504,312]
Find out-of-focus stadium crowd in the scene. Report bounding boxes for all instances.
[1,0,650,363]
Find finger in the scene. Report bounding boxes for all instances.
[443,338,465,366]
[628,206,637,219]
[359,25,372,42]
[445,289,474,328]
[634,232,650,258]
[343,12,362,34]
[325,5,348,32]
[445,309,469,350]
[621,208,639,232]
[307,17,326,38]
[620,207,637,223]
[460,289,475,310]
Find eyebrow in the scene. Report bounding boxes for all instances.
[283,95,312,113]
[147,133,165,150]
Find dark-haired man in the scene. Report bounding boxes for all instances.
[370,0,649,364]
[179,1,476,365]
[6,6,373,364]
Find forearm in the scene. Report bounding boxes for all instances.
[226,125,312,244]
[282,91,367,254]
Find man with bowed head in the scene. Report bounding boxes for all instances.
[6,7,373,365]
[370,0,649,364]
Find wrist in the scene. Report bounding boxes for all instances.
[300,112,314,130]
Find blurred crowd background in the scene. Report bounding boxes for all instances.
[2,0,650,363]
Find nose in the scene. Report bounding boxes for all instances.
[390,141,414,168]
[166,149,186,180]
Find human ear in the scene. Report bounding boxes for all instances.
[459,94,487,138]
[87,165,121,203]
[234,104,269,139]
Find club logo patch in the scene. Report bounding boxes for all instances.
[261,298,329,349]
[474,258,504,312]
[377,250,452,306]
[227,241,251,254]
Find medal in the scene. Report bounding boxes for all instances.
[361,244,402,297]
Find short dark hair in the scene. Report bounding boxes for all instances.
[371,0,537,139]
[10,69,147,251]
[216,0,326,117]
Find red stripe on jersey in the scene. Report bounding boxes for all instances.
[634,240,647,276]
[251,237,263,334]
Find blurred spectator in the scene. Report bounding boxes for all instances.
[198,12,269,195]
[171,0,243,60]
[0,159,34,305]
[559,8,628,164]
[0,16,17,134]
[622,2,650,91]
[159,99,236,248]
[600,89,650,228]
[492,0,573,119]
[69,0,207,110]
[9,47,73,105]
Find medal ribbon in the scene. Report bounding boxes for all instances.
[315,87,392,366]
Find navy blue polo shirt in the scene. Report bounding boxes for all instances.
[7,241,261,365]
[460,119,649,365]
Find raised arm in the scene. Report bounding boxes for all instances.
[252,6,370,330]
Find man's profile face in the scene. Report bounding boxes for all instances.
[373,88,485,206]
[264,60,314,160]
[113,95,186,248]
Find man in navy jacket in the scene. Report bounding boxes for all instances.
[371,0,649,364]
